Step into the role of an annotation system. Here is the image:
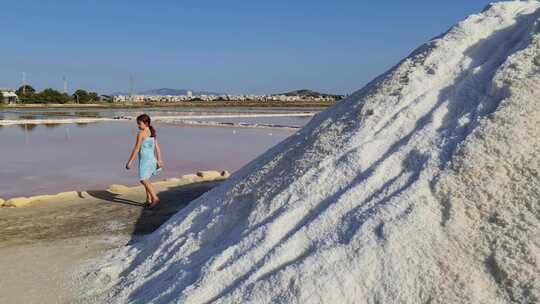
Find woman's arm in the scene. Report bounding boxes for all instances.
[155,138,164,168]
[126,132,143,169]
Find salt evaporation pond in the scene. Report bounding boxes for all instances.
[0,107,319,127]
[0,121,297,199]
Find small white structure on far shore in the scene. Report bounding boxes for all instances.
[0,89,18,104]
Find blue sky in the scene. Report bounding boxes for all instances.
[0,0,492,95]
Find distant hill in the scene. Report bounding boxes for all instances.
[110,88,223,96]
[276,89,343,98]
[110,88,342,98]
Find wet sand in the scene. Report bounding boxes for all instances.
[0,175,225,304]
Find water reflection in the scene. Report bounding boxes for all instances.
[74,111,100,117]
[44,123,61,129]
[65,126,71,140]
[19,114,37,120]
[23,111,71,117]
[17,123,38,132]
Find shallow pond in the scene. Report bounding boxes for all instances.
[0,121,296,199]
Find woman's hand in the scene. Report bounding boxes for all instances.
[157,160,164,168]
[126,161,133,170]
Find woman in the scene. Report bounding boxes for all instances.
[125,114,164,208]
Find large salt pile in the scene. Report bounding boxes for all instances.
[94,2,540,303]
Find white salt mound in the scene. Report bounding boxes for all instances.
[95,2,540,303]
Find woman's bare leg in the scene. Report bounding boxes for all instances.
[147,181,159,203]
[140,181,152,204]
[141,180,159,204]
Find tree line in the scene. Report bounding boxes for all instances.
[15,85,104,104]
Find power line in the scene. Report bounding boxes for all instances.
[22,72,26,94]
[63,75,68,94]
[129,74,135,103]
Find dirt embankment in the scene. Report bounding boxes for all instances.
[0,171,227,304]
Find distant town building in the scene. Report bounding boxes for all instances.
[111,92,342,104]
[0,88,18,104]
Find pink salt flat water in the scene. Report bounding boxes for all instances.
[0,122,295,199]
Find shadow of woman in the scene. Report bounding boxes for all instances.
[85,190,145,207]
[128,181,218,240]
[82,181,222,246]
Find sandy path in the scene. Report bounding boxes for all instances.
[0,179,222,303]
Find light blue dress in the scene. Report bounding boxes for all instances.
[138,137,157,181]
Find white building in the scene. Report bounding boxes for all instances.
[0,89,18,104]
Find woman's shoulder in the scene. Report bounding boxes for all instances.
[137,130,150,139]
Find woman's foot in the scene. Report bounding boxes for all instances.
[146,197,160,209]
